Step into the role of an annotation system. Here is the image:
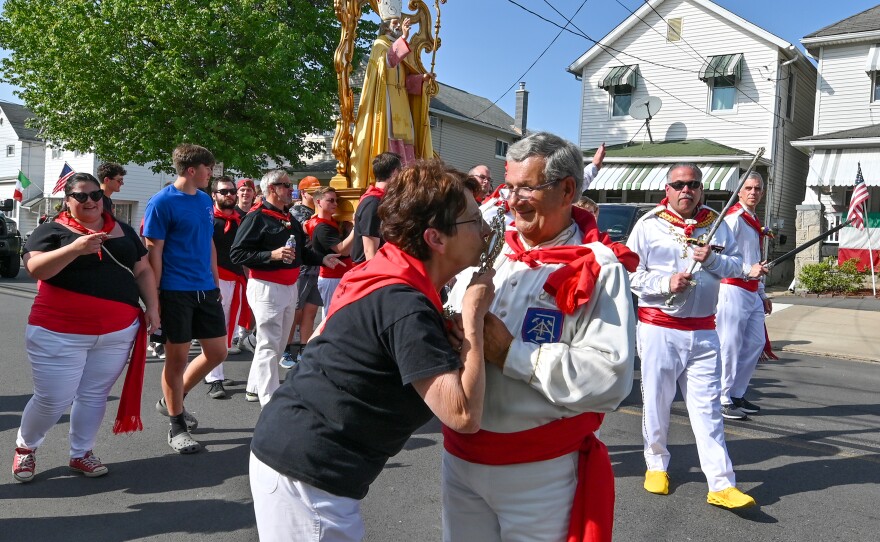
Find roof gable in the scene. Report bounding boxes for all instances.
[0,100,40,141]
[803,6,880,39]
[567,0,794,74]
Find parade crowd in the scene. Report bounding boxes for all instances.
[8,127,776,541]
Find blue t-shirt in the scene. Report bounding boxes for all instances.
[143,184,216,291]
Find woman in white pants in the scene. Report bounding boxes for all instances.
[13,173,159,482]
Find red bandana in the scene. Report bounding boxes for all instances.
[259,205,292,228]
[482,184,510,212]
[656,198,716,238]
[303,216,338,238]
[359,184,386,202]
[55,211,116,260]
[504,207,639,314]
[214,208,241,233]
[726,202,769,240]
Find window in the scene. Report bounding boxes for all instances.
[785,74,797,120]
[51,148,63,160]
[6,145,14,157]
[495,140,509,158]
[429,115,439,128]
[113,202,133,224]
[666,18,682,42]
[610,85,633,117]
[873,72,880,103]
[710,75,736,111]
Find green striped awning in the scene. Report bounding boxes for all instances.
[589,163,740,191]
[598,65,639,89]
[698,53,743,81]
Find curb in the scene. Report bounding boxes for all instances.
[774,345,880,364]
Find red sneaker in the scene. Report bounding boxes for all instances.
[69,450,108,478]
[13,447,36,483]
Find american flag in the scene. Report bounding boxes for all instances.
[847,163,870,230]
[51,162,76,194]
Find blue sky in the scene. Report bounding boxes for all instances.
[0,0,877,144]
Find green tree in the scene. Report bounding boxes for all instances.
[0,0,376,175]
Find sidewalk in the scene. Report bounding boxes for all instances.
[765,288,880,363]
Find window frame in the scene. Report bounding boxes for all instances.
[708,75,737,113]
[872,71,880,104]
[495,139,509,159]
[666,17,683,43]
[610,84,633,118]
[6,145,14,157]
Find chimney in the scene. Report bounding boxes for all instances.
[515,82,529,135]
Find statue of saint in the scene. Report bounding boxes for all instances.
[350,0,434,187]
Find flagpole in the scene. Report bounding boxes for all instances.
[866,222,877,296]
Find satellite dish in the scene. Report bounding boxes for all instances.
[628,96,663,143]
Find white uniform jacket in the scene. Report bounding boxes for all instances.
[626,205,745,317]
[724,207,765,297]
[446,222,636,433]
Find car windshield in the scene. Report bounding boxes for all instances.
[597,206,637,242]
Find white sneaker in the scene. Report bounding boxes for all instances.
[241,333,257,353]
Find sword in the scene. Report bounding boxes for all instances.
[765,219,852,269]
[666,147,765,306]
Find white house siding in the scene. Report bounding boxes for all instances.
[577,0,779,159]
[814,42,880,134]
[432,116,514,187]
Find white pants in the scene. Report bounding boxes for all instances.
[717,284,765,403]
[206,277,246,383]
[441,450,578,542]
[250,452,365,542]
[17,320,139,458]
[246,279,297,406]
[637,323,735,492]
[317,277,341,319]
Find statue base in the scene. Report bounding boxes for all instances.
[329,173,364,223]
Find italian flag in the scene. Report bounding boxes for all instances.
[12,171,30,202]
[838,213,880,271]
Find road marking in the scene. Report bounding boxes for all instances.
[0,284,36,299]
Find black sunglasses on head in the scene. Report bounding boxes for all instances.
[67,190,104,203]
[215,189,236,195]
[667,181,702,191]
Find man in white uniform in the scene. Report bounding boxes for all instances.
[717,172,772,419]
[626,163,765,509]
[444,132,638,542]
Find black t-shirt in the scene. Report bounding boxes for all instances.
[351,195,383,264]
[312,222,341,257]
[213,215,244,276]
[24,221,147,307]
[251,284,461,500]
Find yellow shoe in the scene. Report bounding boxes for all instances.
[644,470,669,495]
[707,487,756,509]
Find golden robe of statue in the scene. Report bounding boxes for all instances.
[350,30,433,188]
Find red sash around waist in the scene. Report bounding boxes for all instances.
[218,268,251,342]
[249,267,300,286]
[638,307,715,330]
[442,413,613,542]
[721,278,760,292]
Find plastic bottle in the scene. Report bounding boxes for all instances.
[283,234,296,264]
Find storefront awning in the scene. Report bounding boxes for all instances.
[807,148,880,187]
[698,53,743,81]
[867,45,880,72]
[598,65,639,89]
[589,163,740,191]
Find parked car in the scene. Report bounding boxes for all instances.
[597,203,656,243]
[0,199,22,278]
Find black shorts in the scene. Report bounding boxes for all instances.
[159,289,227,344]
[296,267,323,308]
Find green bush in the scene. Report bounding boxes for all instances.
[798,257,865,294]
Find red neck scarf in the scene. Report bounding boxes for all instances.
[359,184,385,202]
[726,202,766,240]
[482,184,510,212]
[258,204,292,228]
[303,215,338,238]
[325,243,442,323]
[656,198,716,238]
[214,207,241,233]
[504,206,639,314]
[55,211,116,260]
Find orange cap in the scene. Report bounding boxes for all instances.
[298,176,321,191]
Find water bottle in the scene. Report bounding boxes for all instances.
[283,234,296,264]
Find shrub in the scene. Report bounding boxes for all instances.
[798,257,864,294]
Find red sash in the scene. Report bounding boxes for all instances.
[720,278,760,292]
[218,267,251,343]
[504,207,639,314]
[443,413,614,542]
[213,208,241,233]
[249,267,300,286]
[638,307,715,330]
[55,211,116,260]
[359,184,385,202]
[29,282,146,434]
[259,206,292,228]
[727,203,767,241]
[304,216,354,279]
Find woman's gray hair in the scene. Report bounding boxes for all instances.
[260,169,288,194]
[506,132,584,193]
[666,163,703,183]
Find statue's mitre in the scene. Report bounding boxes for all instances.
[378,0,402,21]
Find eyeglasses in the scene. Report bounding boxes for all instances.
[475,174,492,182]
[272,182,293,189]
[667,181,702,191]
[455,215,484,227]
[215,189,236,196]
[67,190,104,203]
[500,178,561,201]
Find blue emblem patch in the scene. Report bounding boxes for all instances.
[521,307,564,345]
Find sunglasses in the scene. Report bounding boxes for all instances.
[667,181,702,191]
[67,190,104,203]
[272,182,293,189]
[215,189,236,195]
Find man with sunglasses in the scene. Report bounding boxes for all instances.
[626,163,763,510]
[443,132,639,542]
[98,162,126,216]
[231,170,342,406]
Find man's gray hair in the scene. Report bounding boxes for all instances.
[261,169,289,194]
[506,132,584,194]
[746,171,764,189]
[666,163,703,183]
